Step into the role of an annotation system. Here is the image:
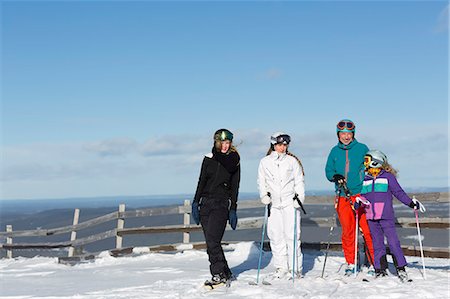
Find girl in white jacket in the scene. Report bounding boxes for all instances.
[257,132,305,280]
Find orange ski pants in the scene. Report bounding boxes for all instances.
[336,195,375,265]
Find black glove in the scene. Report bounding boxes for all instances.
[191,201,200,225]
[332,174,346,185]
[293,194,307,214]
[229,209,238,230]
[408,198,426,212]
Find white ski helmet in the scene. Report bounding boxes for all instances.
[364,150,387,169]
[270,132,291,145]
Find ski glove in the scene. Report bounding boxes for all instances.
[293,193,307,214]
[261,192,271,205]
[229,209,238,230]
[191,201,200,225]
[332,174,346,185]
[354,196,370,210]
[293,193,302,209]
[409,197,426,213]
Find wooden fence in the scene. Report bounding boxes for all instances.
[1,198,449,263]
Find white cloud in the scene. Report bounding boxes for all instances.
[139,134,208,156]
[84,138,138,156]
[434,4,449,33]
[0,124,448,199]
[258,68,282,80]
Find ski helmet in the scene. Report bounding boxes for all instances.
[270,132,291,145]
[364,150,387,169]
[214,129,233,142]
[336,119,356,134]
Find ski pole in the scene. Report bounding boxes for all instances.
[321,190,339,278]
[292,207,297,283]
[256,205,269,284]
[354,206,359,277]
[414,199,426,279]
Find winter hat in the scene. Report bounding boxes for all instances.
[336,119,356,135]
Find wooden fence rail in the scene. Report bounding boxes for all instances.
[1,199,449,259]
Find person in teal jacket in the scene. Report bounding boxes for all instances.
[325,119,375,276]
[325,121,369,194]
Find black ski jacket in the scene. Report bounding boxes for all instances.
[194,151,240,211]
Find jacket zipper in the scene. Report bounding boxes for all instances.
[344,149,349,181]
[208,161,221,195]
[371,176,376,218]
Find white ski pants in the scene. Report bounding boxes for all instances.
[267,205,302,272]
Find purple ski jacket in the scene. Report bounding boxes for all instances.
[361,170,413,220]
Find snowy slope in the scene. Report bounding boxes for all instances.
[0,242,448,298]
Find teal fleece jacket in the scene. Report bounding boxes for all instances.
[325,139,369,196]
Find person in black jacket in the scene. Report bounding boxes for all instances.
[192,128,241,286]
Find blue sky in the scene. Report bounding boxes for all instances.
[1,1,448,200]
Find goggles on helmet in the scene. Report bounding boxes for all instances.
[271,134,291,145]
[214,129,233,142]
[337,121,355,131]
[364,155,383,169]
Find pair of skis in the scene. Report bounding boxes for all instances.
[362,272,413,283]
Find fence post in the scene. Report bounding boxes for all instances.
[183,200,191,244]
[6,225,12,259]
[68,208,80,257]
[116,204,125,249]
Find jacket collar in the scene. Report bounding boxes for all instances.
[338,138,358,150]
[270,151,287,160]
[365,169,386,179]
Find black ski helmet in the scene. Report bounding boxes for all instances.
[214,129,233,142]
[213,129,233,151]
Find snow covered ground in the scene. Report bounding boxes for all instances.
[0,242,449,298]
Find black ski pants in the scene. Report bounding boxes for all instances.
[200,197,230,276]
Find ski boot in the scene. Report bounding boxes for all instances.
[366,265,375,277]
[397,267,412,283]
[375,268,388,278]
[344,264,356,276]
[224,267,235,281]
[204,272,229,289]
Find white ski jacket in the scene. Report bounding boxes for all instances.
[257,151,305,208]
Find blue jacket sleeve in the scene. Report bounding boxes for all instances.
[325,148,337,182]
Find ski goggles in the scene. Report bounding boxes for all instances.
[364,156,383,169]
[337,121,355,131]
[271,134,291,145]
[215,129,233,141]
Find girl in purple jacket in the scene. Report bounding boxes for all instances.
[361,150,425,282]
